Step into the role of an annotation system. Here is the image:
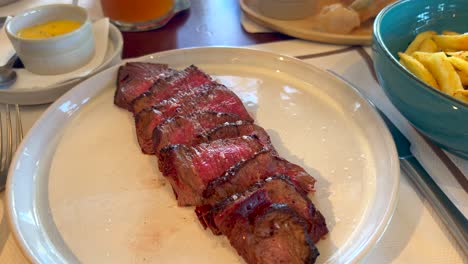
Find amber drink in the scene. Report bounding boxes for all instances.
[100,0,174,31]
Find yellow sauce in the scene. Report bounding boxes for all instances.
[16,20,82,39]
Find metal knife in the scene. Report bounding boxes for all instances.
[328,70,468,252]
[378,109,468,252]
[0,16,7,27]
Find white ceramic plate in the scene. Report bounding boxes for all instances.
[0,0,17,7]
[240,0,372,45]
[0,23,123,105]
[6,47,399,264]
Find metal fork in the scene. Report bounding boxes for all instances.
[0,104,23,191]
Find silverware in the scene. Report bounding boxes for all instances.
[0,53,18,88]
[0,16,7,27]
[1,16,18,88]
[377,108,468,251]
[0,104,23,191]
[329,71,468,252]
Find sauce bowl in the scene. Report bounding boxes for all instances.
[5,4,95,75]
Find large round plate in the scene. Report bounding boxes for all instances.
[240,0,372,45]
[6,47,399,263]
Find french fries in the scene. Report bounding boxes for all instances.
[418,38,438,53]
[457,71,468,85]
[398,52,439,88]
[399,30,468,103]
[442,30,460,35]
[426,53,463,95]
[404,31,436,54]
[433,34,468,51]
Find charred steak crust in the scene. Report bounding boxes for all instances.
[158,135,265,206]
[113,63,327,264]
[208,191,320,264]
[114,62,175,110]
[196,174,328,242]
[152,112,251,156]
[197,122,276,153]
[203,150,317,204]
[131,65,212,114]
[135,83,254,154]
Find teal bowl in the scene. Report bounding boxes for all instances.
[373,0,468,159]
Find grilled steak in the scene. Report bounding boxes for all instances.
[114,62,175,110]
[202,190,319,264]
[131,65,212,114]
[153,112,249,155]
[159,136,265,206]
[196,174,328,242]
[203,150,316,204]
[135,84,253,154]
[196,122,276,153]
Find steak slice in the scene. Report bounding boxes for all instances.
[153,112,249,155]
[114,62,175,110]
[158,135,264,206]
[201,190,319,264]
[196,122,276,153]
[135,84,253,154]
[196,174,328,242]
[203,150,316,204]
[131,65,212,114]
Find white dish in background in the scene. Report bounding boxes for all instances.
[0,0,17,7]
[0,22,123,105]
[6,47,399,263]
[240,0,372,45]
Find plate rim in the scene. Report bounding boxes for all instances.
[6,46,399,264]
[240,0,372,46]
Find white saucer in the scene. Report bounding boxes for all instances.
[240,0,372,45]
[0,23,123,105]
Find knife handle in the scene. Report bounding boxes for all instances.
[401,157,468,253]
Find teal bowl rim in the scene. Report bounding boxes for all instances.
[372,0,468,109]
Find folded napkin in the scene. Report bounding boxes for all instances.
[0,17,109,89]
[0,0,103,20]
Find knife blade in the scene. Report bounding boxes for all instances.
[0,16,7,27]
[377,108,468,252]
[327,70,468,252]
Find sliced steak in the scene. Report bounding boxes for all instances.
[197,122,275,153]
[135,84,253,154]
[203,150,316,204]
[159,135,264,206]
[153,112,249,155]
[114,62,175,110]
[200,189,319,264]
[131,65,212,114]
[196,174,328,242]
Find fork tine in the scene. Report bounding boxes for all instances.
[5,105,12,174]
[15,104,23,140]
[0,109,3,171]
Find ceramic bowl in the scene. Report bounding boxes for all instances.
[373,0,468,158]
[5,4,95,75]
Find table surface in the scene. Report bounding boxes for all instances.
[0,0,466,263]
[121,0,291,58]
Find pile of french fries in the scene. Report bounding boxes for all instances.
[398,31,468,103]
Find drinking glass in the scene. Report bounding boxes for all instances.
[100,0,176,32]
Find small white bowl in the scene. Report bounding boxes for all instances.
[5,4,95,75]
